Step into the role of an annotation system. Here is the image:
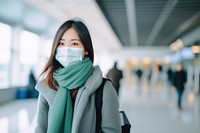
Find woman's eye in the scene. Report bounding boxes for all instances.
[58,42,64,46]
[71,43,78,46]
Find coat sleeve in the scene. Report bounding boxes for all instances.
[101,81,121,133]
[35,93,49,133]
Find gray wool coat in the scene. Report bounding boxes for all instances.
[35,66,121,133]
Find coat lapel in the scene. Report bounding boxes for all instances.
[71,66,103,133]
[35,80,56,107]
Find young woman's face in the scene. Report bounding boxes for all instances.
[57,27,88,57]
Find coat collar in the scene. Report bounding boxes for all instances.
[35,65,103,108]
[35,79,56,107]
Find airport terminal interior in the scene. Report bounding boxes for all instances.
[0,0,200,133]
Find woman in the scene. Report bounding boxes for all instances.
[173,63,187,110]
[35,19,121,133]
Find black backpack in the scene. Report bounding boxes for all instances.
[95,78,131,133]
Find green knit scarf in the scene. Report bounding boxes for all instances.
[47,57,93,133]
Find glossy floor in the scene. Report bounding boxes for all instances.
[119,75,200,133]
[0,76,199,133]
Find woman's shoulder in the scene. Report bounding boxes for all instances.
[35,79,54,94]
[102,79,118,100]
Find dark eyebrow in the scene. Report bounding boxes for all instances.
[71,39,80,41]
[59,38,80,42]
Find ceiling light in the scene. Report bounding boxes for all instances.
[192,46,200,53]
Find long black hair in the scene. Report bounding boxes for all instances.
[40,19,94,89]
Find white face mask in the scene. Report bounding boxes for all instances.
[55,47,83,67]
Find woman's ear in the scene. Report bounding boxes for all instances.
[85,51,88,55]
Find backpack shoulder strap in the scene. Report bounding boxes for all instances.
[95,78,110,133]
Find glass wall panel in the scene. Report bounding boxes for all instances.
[0,23,12,88]
[19,30,39,86]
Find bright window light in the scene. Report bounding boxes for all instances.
[0,117,9,133]
[44,39,53,57]
[0,50,11,64]
[0,23,11,49]
[20,30,39,64]
[0,23,12,64]
[0,22,12,88]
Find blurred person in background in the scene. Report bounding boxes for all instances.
[150,63,160,88]
[134,67,143,83]
[35,19,121,133]
[27,69,38,98]
[106,61,123,96]
[173,63,187,110]
[167,66,174,85]
[199,73,200,95]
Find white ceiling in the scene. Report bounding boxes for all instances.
[23,0,122,53]
[0,0,172,61]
